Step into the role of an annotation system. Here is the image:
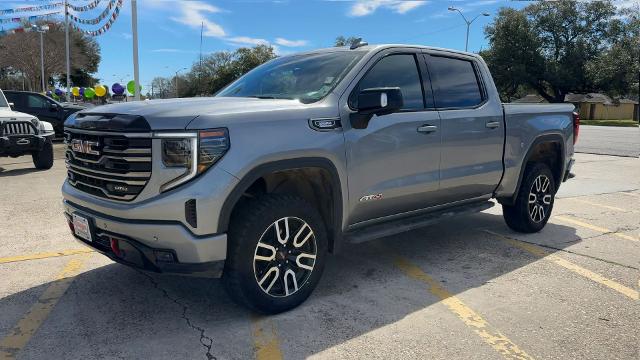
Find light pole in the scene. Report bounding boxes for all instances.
[448,7,490,52]
[131,0,141,101]
[174,67,187,98]
[32,24,50,93]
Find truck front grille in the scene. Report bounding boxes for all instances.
[1,121,37,136]
[65,130,152,201]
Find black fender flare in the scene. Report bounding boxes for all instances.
[504,133,565,206]
[217,157,344,251]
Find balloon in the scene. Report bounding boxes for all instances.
[84,88,95,99]
[94,85,106,97]
[71,87,80,97]
[46,90,52,96]
[55,89,64,96]
[126,80,141,94]
[112,83,125,95]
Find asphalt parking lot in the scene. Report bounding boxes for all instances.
[0,130,638,360]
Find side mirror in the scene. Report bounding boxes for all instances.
[49,103,59,112]
[8,102,14,108]
[351,87,403,129]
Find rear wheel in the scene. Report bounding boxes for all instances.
[32,138,54,170]
[223,194,327,314]
[502,163,555,233]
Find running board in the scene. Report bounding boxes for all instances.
[344,201,494,244]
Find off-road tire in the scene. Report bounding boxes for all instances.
[502,163,556,233]
[32,138,54,170]
[223,194,328,314]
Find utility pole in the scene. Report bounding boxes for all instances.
[448,7,490,52]
[131,0,141,101]
[65,0,71,97]
[199,21,203,96]
[32,25,49,93]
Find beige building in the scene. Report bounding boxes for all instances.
[514,93,639,121]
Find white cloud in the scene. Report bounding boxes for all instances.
[274,38,308,47]
[151,48,185,53]
[170,1,226,37]
[225,36,270,46]
[349,0,428,17]
[122,33,132,39]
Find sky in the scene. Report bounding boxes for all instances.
[1,0,638,92]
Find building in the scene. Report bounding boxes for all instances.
[564,93,639,121]
[514,93,639,121]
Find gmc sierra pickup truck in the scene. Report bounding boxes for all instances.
[1,89,55,169]
[62,44,578,313]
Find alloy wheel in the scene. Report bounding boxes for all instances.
[253,217,317,297]
[528,175,552,223]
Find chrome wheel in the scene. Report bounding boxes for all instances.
[253,217,317,297]
[528,175,552,223]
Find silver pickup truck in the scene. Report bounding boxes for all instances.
[62,44,578,313]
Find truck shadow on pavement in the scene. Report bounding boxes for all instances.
[0,212,580,359]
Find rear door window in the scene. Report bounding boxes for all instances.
[429,56,484,108]
[356,54,425,110]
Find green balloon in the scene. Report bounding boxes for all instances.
[84,87,96,99]
[127,80,142,94]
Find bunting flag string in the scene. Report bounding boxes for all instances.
[68,0,116,25]
[0,2,63,16]
[0,11,61,25]
[70,0,122,37]
[67,0,104,12]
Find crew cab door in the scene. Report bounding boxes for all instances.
[425,52,504,203]
[342,49,442,227]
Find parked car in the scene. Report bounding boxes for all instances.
[62,44,578,313]
[3,90,85,137]
[0,89,55,169]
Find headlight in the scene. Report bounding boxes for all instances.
[158,128,229,192]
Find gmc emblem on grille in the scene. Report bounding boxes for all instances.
[71,139,100,155]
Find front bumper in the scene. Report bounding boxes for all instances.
[0,135,46,157]
[63,199,228,277]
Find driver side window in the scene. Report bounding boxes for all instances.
[354,54,425,111]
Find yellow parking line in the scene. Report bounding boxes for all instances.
[568,198,632,213]
[554,216,639,242]
[393,256,534,360]
[0,254,89,359]
[251,316,283,360]
[0,248,94,265]
[485,231,639,301]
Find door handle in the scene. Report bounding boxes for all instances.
[485,121,501,129]
[417,125,438,134]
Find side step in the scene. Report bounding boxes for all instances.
[344,201,494,244]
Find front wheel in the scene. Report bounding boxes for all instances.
[502,163,556,233]
[223,194,328,314]
[32,138,54,170]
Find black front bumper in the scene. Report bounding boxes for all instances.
[0,135,46,157]
[65,214,224,277]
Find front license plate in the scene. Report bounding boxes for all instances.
[73,213,92,242]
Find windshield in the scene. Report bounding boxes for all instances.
[0,91,8,108]
[217,51,365,103]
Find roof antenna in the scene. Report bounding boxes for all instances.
[350,38,368,50]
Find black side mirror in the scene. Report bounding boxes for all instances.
[351,87,403,129]
[49,103,59,112]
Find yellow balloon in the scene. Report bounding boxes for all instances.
[71,87,80,97]
[94,85,106,97]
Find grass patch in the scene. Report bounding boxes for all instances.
[581,119,638,127]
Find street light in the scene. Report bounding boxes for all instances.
[448,7,490,52]
[174,67,187,98]
[31,24,50,93]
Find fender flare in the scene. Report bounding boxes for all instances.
[505,133,565,205]
[217,157,344,249]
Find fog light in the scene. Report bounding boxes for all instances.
[154,250,176,263]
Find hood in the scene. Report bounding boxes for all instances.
[0,107,37,121]
[68,97,313,131]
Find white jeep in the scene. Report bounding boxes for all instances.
[0,89,55,169]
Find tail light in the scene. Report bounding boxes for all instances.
[572,111,580,145]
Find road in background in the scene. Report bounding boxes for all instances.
[575,125,639,157]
